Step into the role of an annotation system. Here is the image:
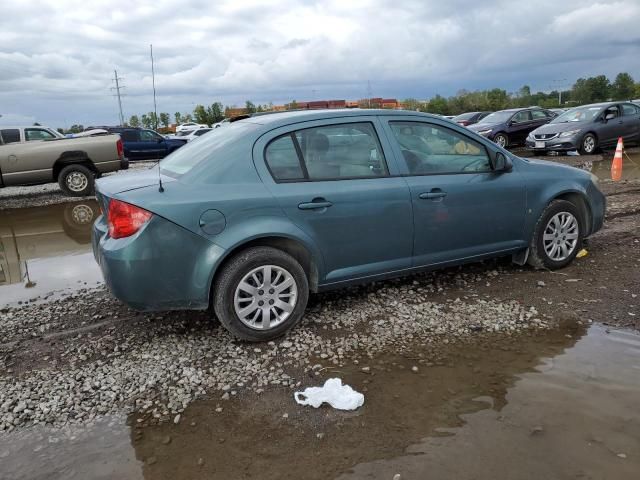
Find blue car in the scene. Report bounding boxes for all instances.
[92,109,605,341]
[467,107,556,148]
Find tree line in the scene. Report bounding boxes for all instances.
[60,72,639,133]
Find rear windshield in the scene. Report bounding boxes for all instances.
[160,122,257,177]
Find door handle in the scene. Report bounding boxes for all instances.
[419,190,447,200]
[298,198,333,210]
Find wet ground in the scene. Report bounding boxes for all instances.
[0,151,639,479]
[1,323,639,480]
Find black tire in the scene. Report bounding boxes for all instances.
[579,133,597,155]
[527,200,583,270]
[213,246,309,342]
[58,164,95,197]
[494,133,509,149]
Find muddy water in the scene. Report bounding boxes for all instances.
[590,151,640,181]
[0,201,102,306]
[2,324,639,480]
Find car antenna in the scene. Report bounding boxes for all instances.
[157,153,164,192]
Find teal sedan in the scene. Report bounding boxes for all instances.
[93,109,605,341]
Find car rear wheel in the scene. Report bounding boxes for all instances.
[494,133,508,148]
[528,200,582,270]
[213,246,309,341]
[58,164,95,197]
[579,133,597,154]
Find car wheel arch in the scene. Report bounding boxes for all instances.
[532,190,593,239]
[53,152,97,180]
[209,235,321,308]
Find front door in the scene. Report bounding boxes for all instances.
[254,117,413,285]
[380,118,527,267]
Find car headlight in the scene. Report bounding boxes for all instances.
[477,129,492,136]
[559,129,581,138]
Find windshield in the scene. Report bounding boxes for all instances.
[551,106,603,123]
[453,112,475,121]
[477,111,513,124]
[160,121,258,177]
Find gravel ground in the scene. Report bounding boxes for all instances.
[0,151,638,434]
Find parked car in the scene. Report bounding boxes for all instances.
[0,126,127,196]
[526,102,640,154]
[168,128,212,142]
[467,107,556,148]
[213,119,231,128]
[176,122,208,133]
[93,109,605,341]
[452,111,492,127]
[102,127,187,161]
[549,108,569,116]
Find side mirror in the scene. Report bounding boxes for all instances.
[493,152,513,173]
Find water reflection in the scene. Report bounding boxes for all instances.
[0,201,103,305]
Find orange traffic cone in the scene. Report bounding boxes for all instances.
[611,137,623,181]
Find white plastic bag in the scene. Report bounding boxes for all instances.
[294,378,364,410]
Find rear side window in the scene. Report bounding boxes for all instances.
[265,122,388,182]
[622,104,640,115]
[0,129,20,144]
[531,110,549,120]
[389,121,491,175]
[120,130,138,142]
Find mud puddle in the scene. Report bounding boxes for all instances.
[0,201,102,306]
[2,323,639,480]
[590,151,640,181]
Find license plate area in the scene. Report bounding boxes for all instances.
[535,141,545,149]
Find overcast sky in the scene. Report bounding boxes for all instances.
[1,0,639,127]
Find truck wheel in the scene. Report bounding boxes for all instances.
[58,164,95,197]
[213,246,309,342]
[527,200,582,270]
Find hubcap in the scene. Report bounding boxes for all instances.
[70,204,94,225]
[583,136,595,153]
[495,135,506,147]
[66,171,88,192]
[234,265,298,330]
[543,212,579,261]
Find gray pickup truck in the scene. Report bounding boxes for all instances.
[0,126,128,196]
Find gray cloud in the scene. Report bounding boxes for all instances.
[1,0,639,127]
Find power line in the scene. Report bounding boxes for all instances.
[110,70,126,125]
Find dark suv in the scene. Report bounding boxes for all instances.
[467,107,556,148]
[98,127,187,161]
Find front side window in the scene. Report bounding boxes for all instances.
[264,122,388,182]
[25,128,56,141]
[140,130,161,141]
[0,129,20,144]
[389,121,491,175]
[512,111,532,123]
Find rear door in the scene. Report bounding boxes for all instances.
[138,130,168,160]
[621,103,640,143]
[379,117,527,266]
[598,105,624,147]
[253,116,413,285]
[508,110,534,144]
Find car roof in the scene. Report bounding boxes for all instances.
[235,108,442,129]
[0,125,54,129]
[574,101,622,108]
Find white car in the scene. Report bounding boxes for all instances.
[175,122,208,133]
[180,128,212,142]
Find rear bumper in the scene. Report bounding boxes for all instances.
[92,214,225,311]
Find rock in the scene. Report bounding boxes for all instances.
[173,414,181,424]
[146,456,157,466]
[316,432,325,440]
[617,453,627,459]
[537,281,546,287]
[411,366,419,373]
[393,475,402,480]
[161,435,172,445]
[530,426,544,435]
[197,457,205,466]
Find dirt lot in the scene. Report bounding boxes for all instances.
[0,151,639,479]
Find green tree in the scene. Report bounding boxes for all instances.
[141,114,150,129]
[289,100,298,110]
[611,72,635,100]
[129,115,140,128]
[175,112,182,125]
[427,94,449,114]
[207,102,224,124]
[183,113,193,123]
[159,113,170,128]
[486,88,509,110]
[193,104,209,125]
[245,101,257,114]
[68,124,84,134]
[403,98,422,111]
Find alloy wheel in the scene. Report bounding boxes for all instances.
[495,135,507,148]
[543,212,579,261]
[582,135,596,154]
[233,265,298,330]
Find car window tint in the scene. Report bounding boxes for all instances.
[622,104,639,116]
[294,122,388,180]
[120,130,138,142]
[25,128,56,141]
[389,121,491,175]
[513,111,532,123]
[531,110,548,120]
[265,135,305,181]
[140,130,160,141]
[0,129,21,144]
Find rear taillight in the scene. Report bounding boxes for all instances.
[107,199,152,239]
[116,138,124,159]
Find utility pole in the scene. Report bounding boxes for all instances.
[366,80,373,108]
[150,44,158,130]
[111,70,125,126]
[550,78,568,106]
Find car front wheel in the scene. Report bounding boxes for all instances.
[528,200,582,270]
[494,133,508,148]
[579,133,597,154]
[214,246,309,341]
